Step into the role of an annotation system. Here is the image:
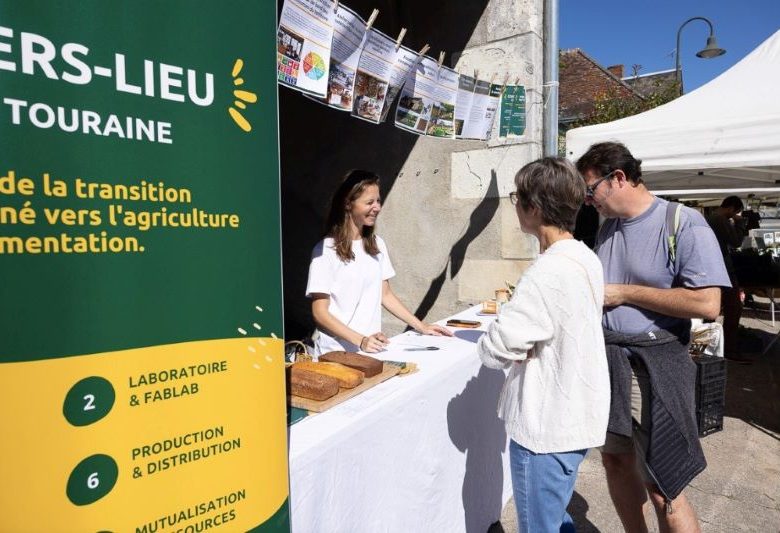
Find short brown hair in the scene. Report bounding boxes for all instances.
[576,141,643,185]
[514,157,585,232]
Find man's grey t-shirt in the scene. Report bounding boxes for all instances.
[595,197,730,336]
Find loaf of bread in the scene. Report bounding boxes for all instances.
[293,361,364,389]
[318,351,383,378]
[287,367,339,401]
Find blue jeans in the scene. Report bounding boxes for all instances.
[509,440,587,533]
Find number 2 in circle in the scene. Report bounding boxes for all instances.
[63,377,115,426]
[83,394,96,411]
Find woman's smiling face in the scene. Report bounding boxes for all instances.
[348,184,382,231]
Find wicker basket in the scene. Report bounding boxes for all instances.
[284,340,313,364]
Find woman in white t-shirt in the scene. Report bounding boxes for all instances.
[306,170,451,355]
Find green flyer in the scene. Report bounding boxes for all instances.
[499,85,526,137]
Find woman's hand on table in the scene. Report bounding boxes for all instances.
[360,332,389,353]
[417,323,453,337]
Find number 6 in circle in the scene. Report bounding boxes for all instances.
[66,454,118,506]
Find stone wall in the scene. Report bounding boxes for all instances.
[279,0,544,340]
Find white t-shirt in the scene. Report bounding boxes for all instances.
[306,236,396,355]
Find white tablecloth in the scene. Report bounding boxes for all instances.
[288,306,512,533]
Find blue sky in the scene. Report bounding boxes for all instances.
[560,0,780,93]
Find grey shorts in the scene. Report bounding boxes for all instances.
[600,362,652,478]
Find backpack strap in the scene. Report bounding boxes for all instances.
[666,201,683,264]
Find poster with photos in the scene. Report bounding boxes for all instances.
[277,0,335,97]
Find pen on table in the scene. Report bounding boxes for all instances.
[403,346,440,351]
[393,343,440,351]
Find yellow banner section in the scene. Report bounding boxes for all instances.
[0,338,288,532]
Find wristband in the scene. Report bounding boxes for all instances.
[360,336,367,350]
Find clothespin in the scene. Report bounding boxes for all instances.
[501,73,511,94]
[489,73,497,84]
[365,9,379,31]
[418,43,430,56]
[473,69,479,80]
[395,28,407,50]
[437,51,446,69]
[333,0,339,13]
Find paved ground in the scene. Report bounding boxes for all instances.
[492,297,780,532]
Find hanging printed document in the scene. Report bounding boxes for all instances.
[277,0,335,97]
[395,55,458,136]
[499,85,526,137]
[424,65,459,138]
[352,29,418,124]
[321,4,367,110]
[460,79,500,140]
[454,74,476,138]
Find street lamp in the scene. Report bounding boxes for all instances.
[675,16,726,94]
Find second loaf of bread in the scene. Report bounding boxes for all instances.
[318,351,383,378]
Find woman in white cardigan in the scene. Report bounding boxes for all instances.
[478,157,609,533]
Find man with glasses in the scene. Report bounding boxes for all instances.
[576,142,730,533]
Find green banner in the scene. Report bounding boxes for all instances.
[499,85,526,137]
[0,1,289,531]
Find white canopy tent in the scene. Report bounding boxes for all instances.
[565,29,780,193]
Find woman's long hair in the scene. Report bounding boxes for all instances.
[324,169,381,262]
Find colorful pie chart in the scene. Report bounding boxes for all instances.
[303,52,326,80]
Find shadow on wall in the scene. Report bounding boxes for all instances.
[414,170,499,321]
[447,365,507,532]
[279,0,490,342]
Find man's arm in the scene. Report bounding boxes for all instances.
[604,285,721,320]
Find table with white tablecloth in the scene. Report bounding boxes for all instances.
[288,306,512,533]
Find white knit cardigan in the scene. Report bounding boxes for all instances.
[478,239,610,454]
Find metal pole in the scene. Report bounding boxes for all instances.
[675,16,715,94]
[543,0,559,156]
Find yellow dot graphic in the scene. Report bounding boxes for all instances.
[232,59,244,77]
[228,59,257,132]
[229,108,251,132]
[233,90,257,103]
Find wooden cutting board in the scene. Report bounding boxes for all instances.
[288,362,401,413]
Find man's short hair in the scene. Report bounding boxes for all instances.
[514,157,585,232]
[575,141,643,185]
[720,195,744,212]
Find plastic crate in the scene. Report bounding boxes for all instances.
[697,400,725,436]
[693,355,727,437]
[695,354,727,384]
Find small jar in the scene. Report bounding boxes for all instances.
[495,288,510,310]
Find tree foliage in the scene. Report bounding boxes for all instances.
[575,76,681,128]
